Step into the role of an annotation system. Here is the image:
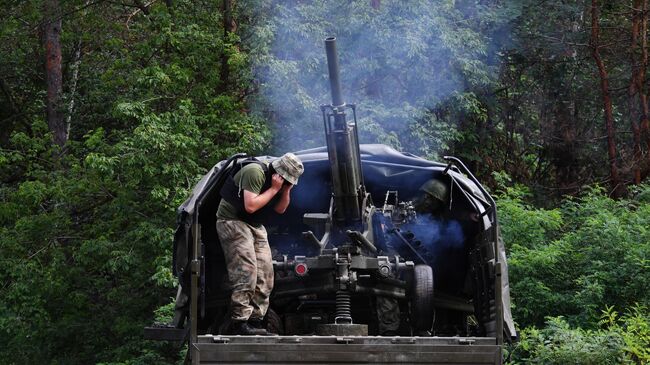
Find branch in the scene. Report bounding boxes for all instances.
[35,0,105,31]
[133,0,150,15]
[126,0,157,28]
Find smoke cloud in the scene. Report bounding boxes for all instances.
[245,0,513,156]
[404,215,466,251]
[400,214,468,290]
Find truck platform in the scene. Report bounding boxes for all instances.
[192,335,502,364]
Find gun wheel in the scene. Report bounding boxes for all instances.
[411,264,434,334]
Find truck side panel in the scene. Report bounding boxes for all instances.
[193,335,501,364]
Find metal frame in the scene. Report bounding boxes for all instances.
[443,156,503,346]
[190,153,247,361]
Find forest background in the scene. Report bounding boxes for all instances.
[1,0,649,364]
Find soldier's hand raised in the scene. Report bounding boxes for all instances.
[282,182,293,193]
[271,174,284,191]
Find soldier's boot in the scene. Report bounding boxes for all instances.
[228,320,267,335]
[248,318,277,336]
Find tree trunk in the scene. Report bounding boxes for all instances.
[639,0,650,180]
[629,0,642,184]
[164,0,174,16]
[590,0,623,196]
[66,40,82,139]
[220,0,236,93]
[44,0,67,147]
[551,96,580,195]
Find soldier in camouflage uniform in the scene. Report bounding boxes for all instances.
[376,178,452,336]
[217,153,304,335]
[413,178,450,218]
[376,295,401,336]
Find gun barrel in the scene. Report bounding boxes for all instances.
[325,37,344,107]
[322,37,365,227]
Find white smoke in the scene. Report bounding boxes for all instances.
[242,0,515,155]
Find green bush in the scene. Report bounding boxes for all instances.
[507,306,650,364]
[498,182,650,329]
[507,316,625,365]
[498,180,650,364]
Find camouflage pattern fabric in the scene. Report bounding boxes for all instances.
[271,152,304,185]
[377,296,401,334]
[217,219,274,321]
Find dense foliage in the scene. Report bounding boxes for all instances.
[1,0,649,364]
[1,1,268,363]
[498,180,650,364]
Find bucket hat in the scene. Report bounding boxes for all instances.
[272,153,304,185]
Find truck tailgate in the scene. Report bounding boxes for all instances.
[193,335,501,364]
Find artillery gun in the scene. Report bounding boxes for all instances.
[146,37,516,364]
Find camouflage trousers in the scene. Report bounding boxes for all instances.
[216,219,274,322]
[377,296,400,334]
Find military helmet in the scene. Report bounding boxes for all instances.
[418,178,450,203]
[272,152,304,185]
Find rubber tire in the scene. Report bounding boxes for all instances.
[411,264,434,332]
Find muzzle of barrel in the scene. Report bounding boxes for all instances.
[325,37,344,107]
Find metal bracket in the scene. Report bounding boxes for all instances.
[211,336,230,344]
[458,338,476,345]
[391,337,416,344]
[279,337,302,343]
[443,162,453,175]
[336,337,355,344]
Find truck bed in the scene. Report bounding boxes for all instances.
[192,335,502,364]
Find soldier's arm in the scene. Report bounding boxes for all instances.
[273,184,293,214]
[243,174,284,213]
